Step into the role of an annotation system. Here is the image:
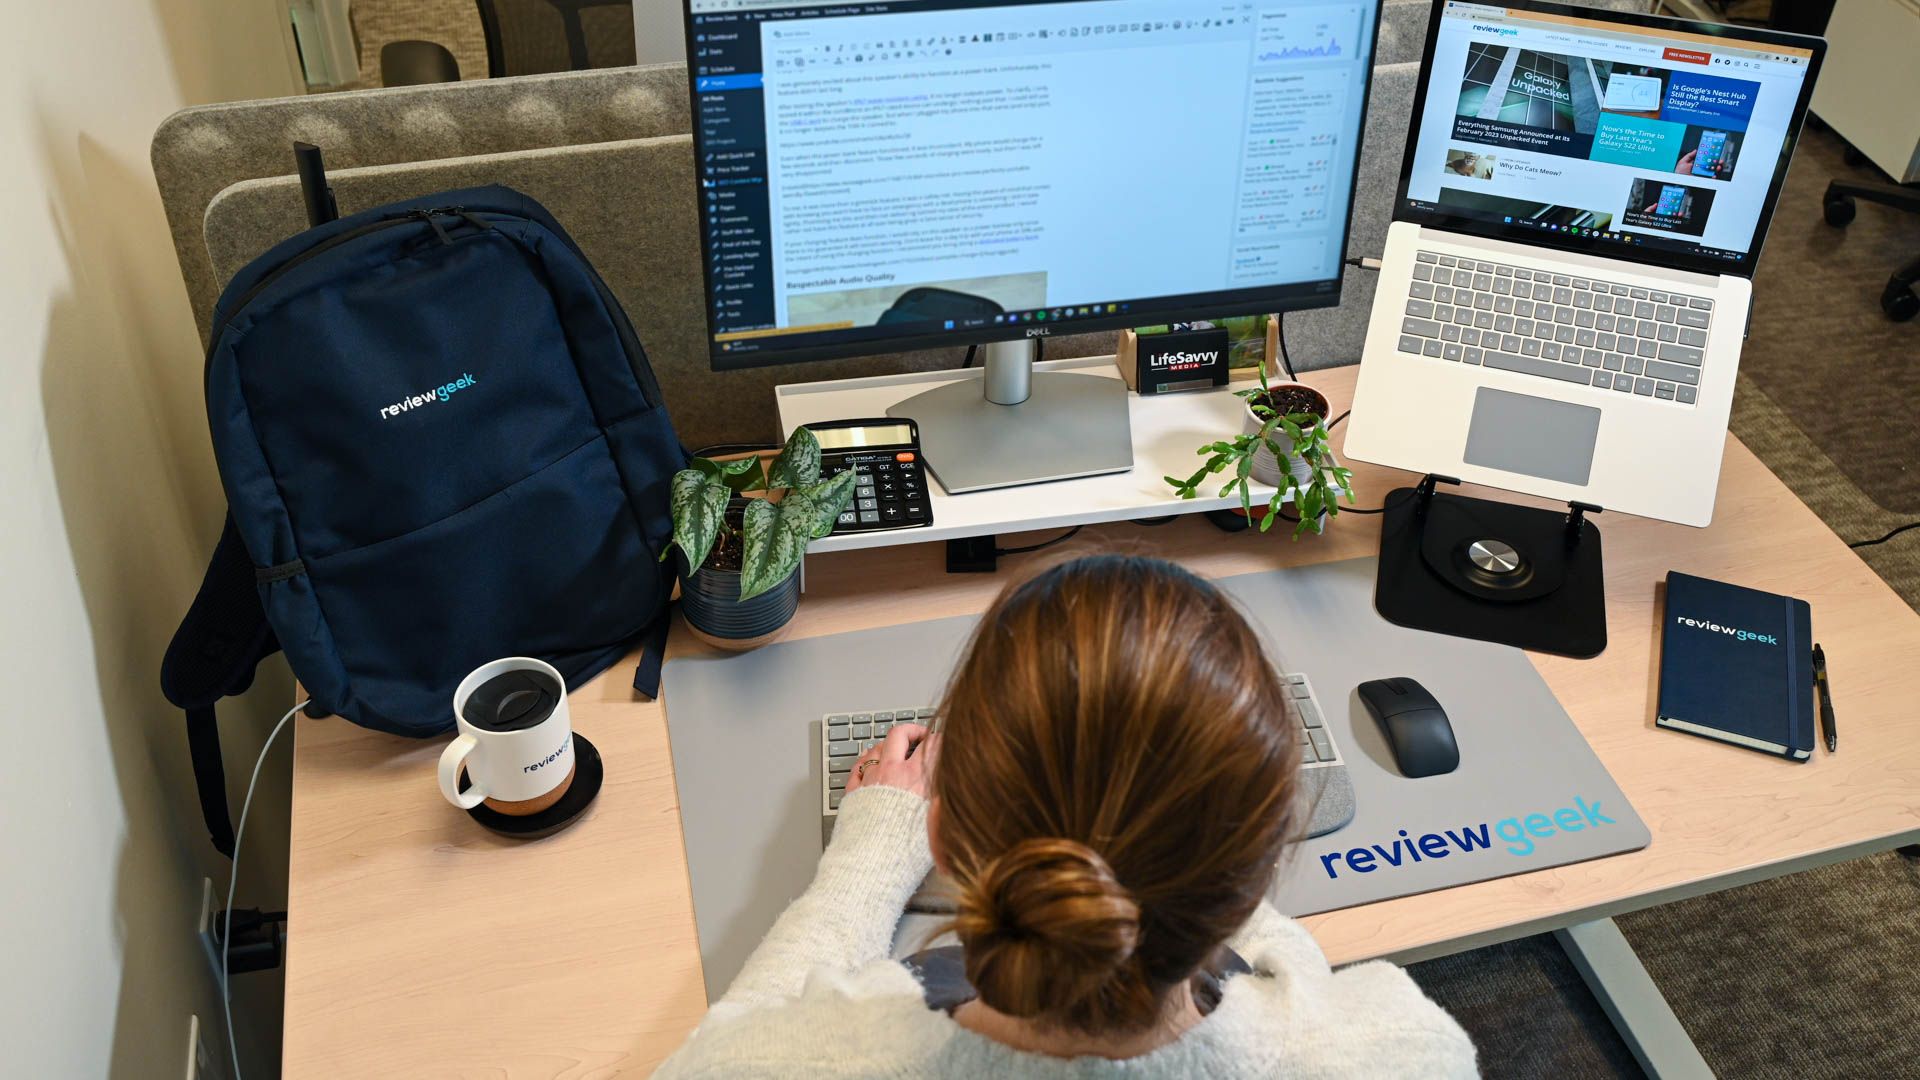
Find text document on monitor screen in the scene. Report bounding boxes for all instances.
[689,0,1380,366]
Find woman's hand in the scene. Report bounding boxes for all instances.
[844,722,938,800]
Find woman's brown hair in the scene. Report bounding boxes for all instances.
[935,554,1303,1034]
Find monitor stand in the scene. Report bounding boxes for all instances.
[1374,475,1608,658]
[886,340,1134,494]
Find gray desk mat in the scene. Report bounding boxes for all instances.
[663,558,1648,1000]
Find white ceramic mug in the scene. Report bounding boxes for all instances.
[438,657,575,815]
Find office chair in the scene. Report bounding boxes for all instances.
[475,0,637,79]
[1823,179,1920,322]
[380,41,462,86]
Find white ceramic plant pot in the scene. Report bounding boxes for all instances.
[1242,383,1330,490]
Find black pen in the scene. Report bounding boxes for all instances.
[1812,644,1837,753]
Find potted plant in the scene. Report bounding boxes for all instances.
[1166,363,1354,537]
[666,427,858,649]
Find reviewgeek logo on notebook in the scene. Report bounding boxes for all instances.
[1316,795,1617,879]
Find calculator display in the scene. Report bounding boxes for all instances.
[815,423,915,451]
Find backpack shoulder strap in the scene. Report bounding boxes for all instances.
[161,514,282,857]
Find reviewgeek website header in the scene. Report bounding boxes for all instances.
[1445,3,1814,65]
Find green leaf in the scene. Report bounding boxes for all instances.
[765,427,823,491]
[737,498,806,600]
[1277,416,1304,443]
[668,469,730,571]
[798,469,859,538]
[693,455,765,494]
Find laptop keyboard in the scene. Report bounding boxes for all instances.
[1399,250,1714,406]
[819,673,1352,838]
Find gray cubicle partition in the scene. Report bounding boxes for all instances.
[161,1,1651,449]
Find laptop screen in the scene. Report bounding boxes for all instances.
[1396,1,1823,278]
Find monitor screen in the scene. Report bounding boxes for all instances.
[1398,1,1822,277]
[686,0,1382,371]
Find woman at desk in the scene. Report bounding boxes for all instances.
[656,556,1475,1078]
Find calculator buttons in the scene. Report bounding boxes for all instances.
[821,443,933,536]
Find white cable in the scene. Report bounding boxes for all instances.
[222,699,306,1080]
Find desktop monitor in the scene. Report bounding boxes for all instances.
[685,0,1383,491]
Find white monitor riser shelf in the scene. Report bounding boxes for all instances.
[776,356,1309,555]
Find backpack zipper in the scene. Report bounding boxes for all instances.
[203,207,476,389]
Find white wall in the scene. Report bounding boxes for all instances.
[634,0,688,64]
[1,1,299,1076]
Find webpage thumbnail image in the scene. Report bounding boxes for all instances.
[1453,42,1755,181]
[1622,177,1715,236]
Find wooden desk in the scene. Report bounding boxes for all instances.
[281,365,1920,1078]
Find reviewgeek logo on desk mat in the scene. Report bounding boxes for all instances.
[1315,796,1620,879]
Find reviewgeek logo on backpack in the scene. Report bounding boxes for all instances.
[379,373,478,420]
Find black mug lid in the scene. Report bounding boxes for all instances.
[462,669,561,732]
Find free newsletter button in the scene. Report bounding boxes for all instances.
[1663,47,1711,65]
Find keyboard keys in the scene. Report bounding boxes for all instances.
[1309,730,1334,761]
[1484,350,1596,384]
[1401,254,1715,401]
[1644,360,1698,385]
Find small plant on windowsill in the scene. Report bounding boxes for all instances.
[665,427,858,649]
[1165,363,1354,538]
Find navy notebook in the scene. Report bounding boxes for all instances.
[1657,572,1815,761]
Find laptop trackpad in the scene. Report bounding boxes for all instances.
[1462,387,1601,486]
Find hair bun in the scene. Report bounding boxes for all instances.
[955,837,1148,1026]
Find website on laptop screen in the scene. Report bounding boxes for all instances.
[1405,3,1813,267]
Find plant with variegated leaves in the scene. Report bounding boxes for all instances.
[664,428,858,600]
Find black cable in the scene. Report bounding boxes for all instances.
[996,526,1083,556]
[1850,522,1920,549]
[692,441,777,458]
[962,344,978,368]
[1130,516,1178,526]
[1274,312,1298,381]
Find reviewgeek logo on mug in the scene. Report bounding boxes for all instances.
[438,657,576,816]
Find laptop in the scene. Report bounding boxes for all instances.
[1344,1,1824,527]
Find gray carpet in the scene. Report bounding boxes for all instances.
[1404,120,1920,1080]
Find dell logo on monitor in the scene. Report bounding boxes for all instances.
[1025,327,1052,338]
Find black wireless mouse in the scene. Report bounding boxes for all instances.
[1357,678,1460,778]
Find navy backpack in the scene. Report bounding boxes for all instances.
[163,185,684,855]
